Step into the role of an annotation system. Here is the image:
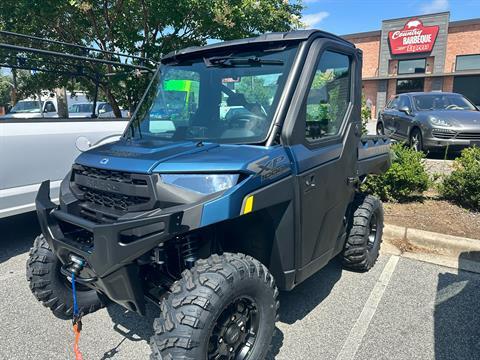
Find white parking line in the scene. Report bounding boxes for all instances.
[336,255,400,360]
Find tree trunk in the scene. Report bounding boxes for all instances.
[105,86,122,118]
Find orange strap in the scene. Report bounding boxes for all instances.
[73,323,84,360]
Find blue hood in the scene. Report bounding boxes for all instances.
[75,138,279,174]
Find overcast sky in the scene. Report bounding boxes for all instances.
[301,0,480,35]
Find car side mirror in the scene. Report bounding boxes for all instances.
[398,106,412,115]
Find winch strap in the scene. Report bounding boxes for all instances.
[71,272,83,360]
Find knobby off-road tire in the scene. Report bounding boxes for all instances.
[150,253,279,360]
[26,235,107,320]
[342,194,384,271]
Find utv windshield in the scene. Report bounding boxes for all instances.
[126,46,298,144]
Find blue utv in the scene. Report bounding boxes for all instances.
[27,30,391,359]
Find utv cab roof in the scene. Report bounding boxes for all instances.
[161,30,355,63]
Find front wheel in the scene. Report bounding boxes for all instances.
[409,128,423,152]
[26,235,107,320]
[150,253,279,360]
[376,121,385,135]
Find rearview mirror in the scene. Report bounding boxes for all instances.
[398,106,411,115]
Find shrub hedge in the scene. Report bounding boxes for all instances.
[362,143,430,202]
[439,146,480,211]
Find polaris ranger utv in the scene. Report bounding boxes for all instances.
[27,30,390,359]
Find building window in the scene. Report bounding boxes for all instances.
[456,54,480,71]
[398,59,426,75]
[396,78,424,94]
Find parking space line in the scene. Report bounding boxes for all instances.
[336,255,400,360]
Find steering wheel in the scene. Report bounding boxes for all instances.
[446,104,462,110]
[227,111,267,134]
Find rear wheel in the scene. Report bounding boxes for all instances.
[26,235,107,320]
[342,194,384,271]
[409,128,423,152]
[376,122,385,135]
[150,253,278,360]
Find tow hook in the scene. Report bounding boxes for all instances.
[60,254,97,284]
[68,255,85,277]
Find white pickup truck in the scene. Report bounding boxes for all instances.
[0,116,128,218]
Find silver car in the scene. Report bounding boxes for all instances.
[377,92,480,152]
[0,117,128,218]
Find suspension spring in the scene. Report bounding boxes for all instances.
[180,236,200,269]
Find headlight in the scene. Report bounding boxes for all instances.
[429,117,452,127]
[160,174,239,195]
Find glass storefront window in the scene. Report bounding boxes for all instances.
[398,59,426,75]
[396,78,424,94]
[456,54,480,71]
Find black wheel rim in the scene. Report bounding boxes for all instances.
[368,213,378,249]
[208,297,259,360]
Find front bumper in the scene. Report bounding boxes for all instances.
[424,128,480,150]
[423,137,479,150]
[36,180,201,315]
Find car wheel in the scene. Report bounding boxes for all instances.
[150,253,278,360]
[376,122,385,135]
[409,128,423,152]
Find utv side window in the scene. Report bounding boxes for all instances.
[305,51,351,142]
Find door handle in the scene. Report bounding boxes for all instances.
[305,175,316,188]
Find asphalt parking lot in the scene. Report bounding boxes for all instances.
[1,212,480,360]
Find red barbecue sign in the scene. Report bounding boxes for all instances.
[388,19,439,55]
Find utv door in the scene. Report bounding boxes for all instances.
[282,39,360,283]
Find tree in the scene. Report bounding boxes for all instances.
[0,74,13,107]
[0,0,303,116]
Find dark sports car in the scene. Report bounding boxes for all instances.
[377,92,480,152]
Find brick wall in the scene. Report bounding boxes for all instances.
[424,78,433,92]
[347,35,381,78]
[362,80,378,118]
[388,60,398,76]
[445,24,480,73]
[443,76,454,91]
[387,79,396,100]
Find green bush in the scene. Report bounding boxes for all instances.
[361,96,370,135]
[439,146,480,211]
[362,143,430,202]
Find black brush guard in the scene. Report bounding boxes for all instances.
[35,180,191,315]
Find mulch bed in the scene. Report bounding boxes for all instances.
[384,199,480,240]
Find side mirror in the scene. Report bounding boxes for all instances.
[75,136,91,152]
[398,106,412,115]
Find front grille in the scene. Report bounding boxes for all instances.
[432,129,456,139]
[456,132,480,140]
[82,187,149,211]
[71,164,156,220]
[432,130,480,140]
[73,165,148,186]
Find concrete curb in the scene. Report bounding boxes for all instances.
[382,224,480,273]
[383,224,480,257]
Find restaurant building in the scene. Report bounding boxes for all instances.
[343,12,480,118]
